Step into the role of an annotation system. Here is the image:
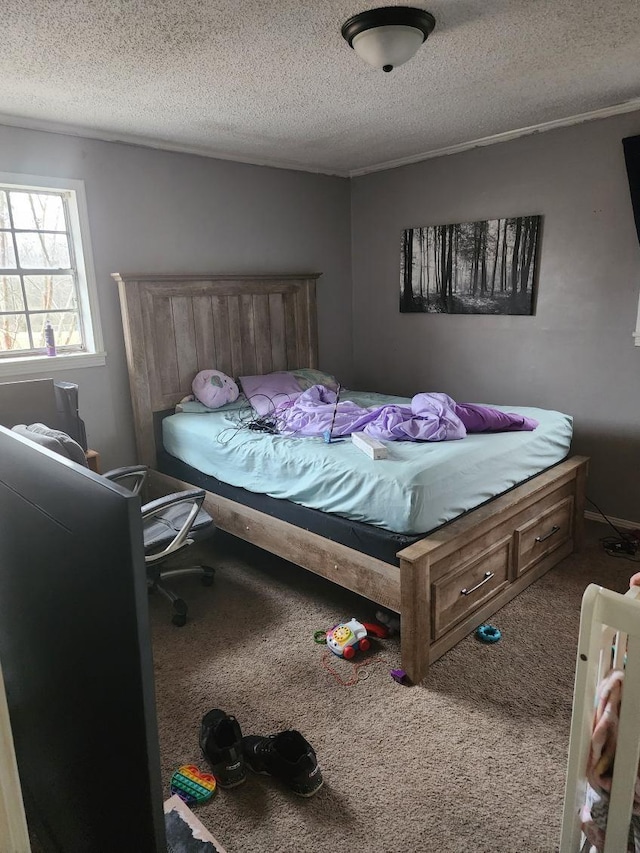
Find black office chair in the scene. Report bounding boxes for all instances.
[134,475,216,626]
[11,423,216,626]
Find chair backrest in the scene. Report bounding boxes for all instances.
[11,423,88,467]
[11,425,151,499]
[11,423,211,566]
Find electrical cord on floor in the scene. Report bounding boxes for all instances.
[587,496,640,561]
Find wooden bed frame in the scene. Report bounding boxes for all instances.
[114,272,588,684]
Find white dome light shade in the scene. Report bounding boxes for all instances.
[352,25,426,71]
[341,6,436,73]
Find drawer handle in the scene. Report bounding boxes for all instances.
[535,525,560,544]
[461,571,494,596]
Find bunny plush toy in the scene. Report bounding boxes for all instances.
[192,369,239,409]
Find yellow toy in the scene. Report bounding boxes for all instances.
[326,618,370,660]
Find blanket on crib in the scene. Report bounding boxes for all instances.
[581,669,640,852]
[276,386,539,441]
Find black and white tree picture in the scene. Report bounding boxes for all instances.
[399,215,541,314]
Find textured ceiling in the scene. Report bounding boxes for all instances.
[1,0,640,175]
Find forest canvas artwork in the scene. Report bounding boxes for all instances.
[399,215,541,315]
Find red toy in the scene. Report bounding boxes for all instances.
[362,621,390,639]
[325,619,389,660]
[326,619,369,659]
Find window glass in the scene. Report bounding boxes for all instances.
[0,230,17,268]
[15,232,71,269]
[9,191,67,231]
[0,313,28,352]
[0,191,10,229]
[0,178,99,362]
[24,275,75,311]
[0,276,25,312]
[30,312,81,348]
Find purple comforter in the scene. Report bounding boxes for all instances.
[275,386,538,441]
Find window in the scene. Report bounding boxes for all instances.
[0,173,104,374]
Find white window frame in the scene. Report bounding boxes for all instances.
[0,172,105,377]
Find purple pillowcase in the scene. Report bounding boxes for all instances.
[238,372,303,416]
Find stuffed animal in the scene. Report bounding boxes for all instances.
[192,370,239,409]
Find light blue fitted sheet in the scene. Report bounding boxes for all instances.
[162,390,573,535]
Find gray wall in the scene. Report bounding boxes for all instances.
[3,113,640,521]
[351,112,640,522]
[0,125,352,470]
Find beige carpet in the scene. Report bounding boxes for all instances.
[149,523,634,853]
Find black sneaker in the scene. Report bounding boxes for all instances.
[199,709,245,788]
[241,730,323,797]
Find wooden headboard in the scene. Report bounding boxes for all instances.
[113,273,321,466]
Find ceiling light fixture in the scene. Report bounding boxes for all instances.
[341,6,435,73]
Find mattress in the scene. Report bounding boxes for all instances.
[161,390,573,535]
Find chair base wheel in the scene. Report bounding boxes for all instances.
[201,568,215,587]
[172,597,188,615]
[170,597,187,626]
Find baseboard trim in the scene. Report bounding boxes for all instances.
[585,510,639,531]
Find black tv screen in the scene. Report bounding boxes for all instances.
[623,135,640,246]
[0,426,166,852]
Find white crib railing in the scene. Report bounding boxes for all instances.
[560,583,640,853]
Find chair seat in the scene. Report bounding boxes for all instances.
[143,505,213,553]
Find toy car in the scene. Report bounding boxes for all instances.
[326,618,370,659]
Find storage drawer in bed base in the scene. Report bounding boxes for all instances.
[398,456,588,681]
[427,484,577,641]
[431,536,512,640]
[514,495,574,577]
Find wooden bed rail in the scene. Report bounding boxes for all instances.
[151,456,588,685]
